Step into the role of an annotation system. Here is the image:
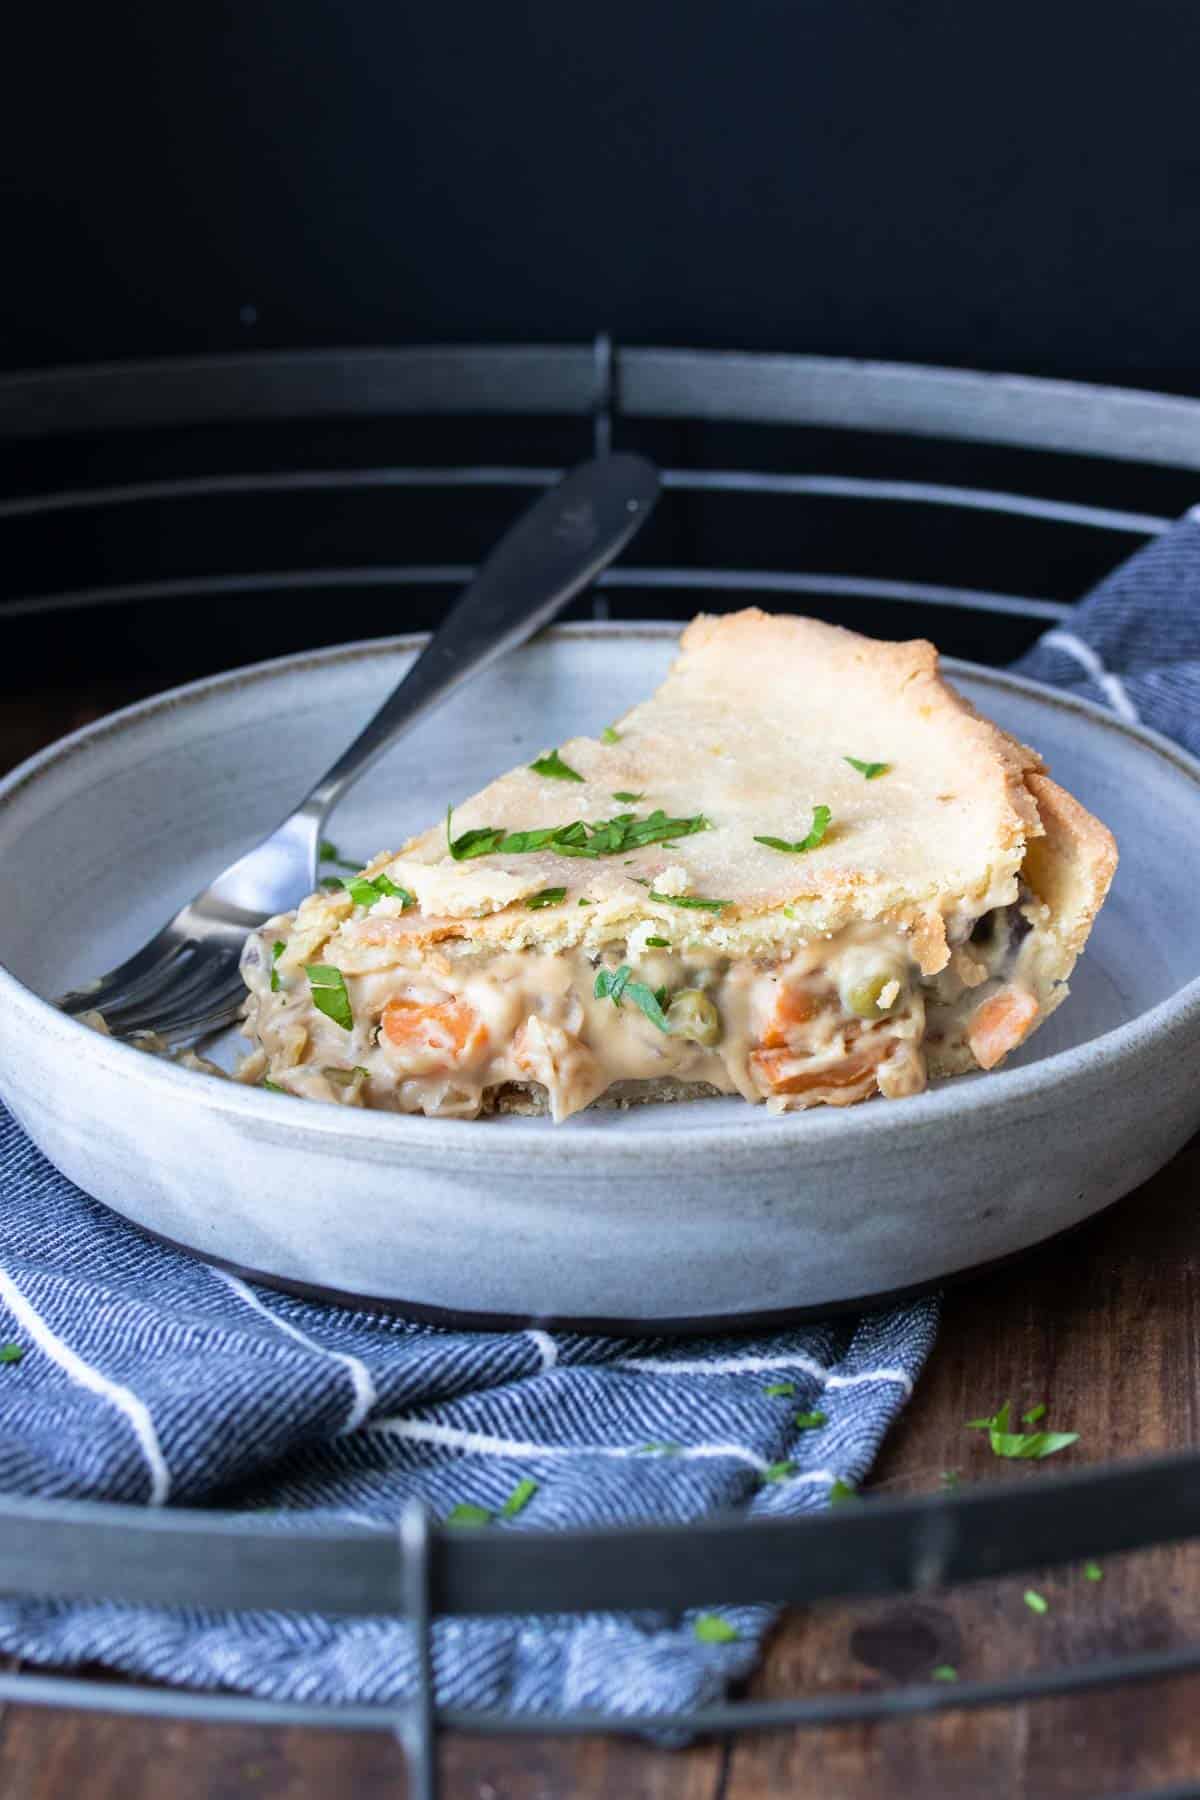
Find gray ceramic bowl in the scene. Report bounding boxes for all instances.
[1,625,1198,1331]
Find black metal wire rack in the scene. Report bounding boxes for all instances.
[3,337,1200,1799]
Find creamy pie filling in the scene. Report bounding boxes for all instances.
[925,884,1048,1069]
[238,885,1049,1122]
[240,922,927,1121]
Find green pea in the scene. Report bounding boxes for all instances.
[841,969,905,1019]
[666,988,722,1047]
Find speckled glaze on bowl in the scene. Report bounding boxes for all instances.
[1,625,1198,1331]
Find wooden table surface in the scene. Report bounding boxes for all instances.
[2,683,1198,1800]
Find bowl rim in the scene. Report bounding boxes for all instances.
[2,621,1198,1166]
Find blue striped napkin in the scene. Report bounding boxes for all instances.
[0,514,1191,1716]
[1016,507,1200,754]
[0,1103,936,1713]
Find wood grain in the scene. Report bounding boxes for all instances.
[2,680,1199,1799]
[728,1133,1200,1800]
[0,1706,726,1800]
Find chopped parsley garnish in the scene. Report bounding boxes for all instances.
[828,1478,857,1505]
[966,1400,1078,1460]
[761,1460,797,1484]
[319,875,345,891]
[527,887,567,909]
[601,725,621,744]
[1084,1560,1104,1581]
[306,964,354,1032]
[578,897,592,905]
[0,1344,24,1365]
[595,965,630,1005]
[270,940,285,993]
[931,1665,959,1682]
[500,1478,538,1519]
[445,1502,492,1529]
[612,791,644,803]
[444,806,517,861]
[1024,1588,1049,1615]
[693,1613,739,1644]
[649,891,730,912]
[794,1410,827,1430]
[754,805,832,856]
[318,838,361,872]
[1022,1403,1047,1425]
[529,748,584,782]
[763,1382,796,1398]
[845,757,890,780]
[348,873,414,910]
[644,935,670,948]
[580,809,711,857]
[594,964,669,1031]
[262,1079,288,1094]
[446,804,710,862]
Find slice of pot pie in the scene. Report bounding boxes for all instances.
[238,610,1117,1122]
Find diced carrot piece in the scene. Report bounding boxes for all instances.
[967,985,1039,1070]
[759,981,821,1050]
[750,1041,885,1097]
[380,996,487,1072]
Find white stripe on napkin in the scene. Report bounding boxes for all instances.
[0,1268,171,1504]
[212,1270,376,1433]
[367,1415,777,1472]
[613,1352,914,1397]
[1039,628,1140,724]
[526,1330,559,1370]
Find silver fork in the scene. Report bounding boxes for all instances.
[57,453,660,1044]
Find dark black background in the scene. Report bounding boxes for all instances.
[9,0,1200,375]
[5,0,1200,685]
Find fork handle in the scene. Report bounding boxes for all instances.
[298,453,659,830]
